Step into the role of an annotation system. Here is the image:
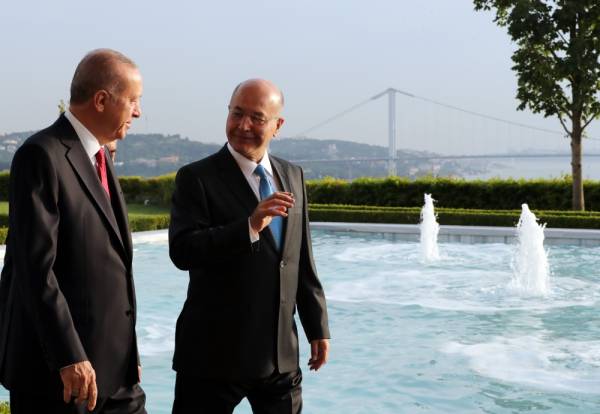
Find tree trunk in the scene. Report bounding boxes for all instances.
[571,119,584,211]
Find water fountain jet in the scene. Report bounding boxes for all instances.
[510,204,550,296]
[420,193,440,261]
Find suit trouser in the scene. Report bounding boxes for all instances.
[172,369,303,414]
[10,383,147,414]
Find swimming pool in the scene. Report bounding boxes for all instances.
[2,229,600,413]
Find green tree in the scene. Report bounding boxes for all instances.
[58,99,66,115]
[0,401,9,414]
[473,0,600,210]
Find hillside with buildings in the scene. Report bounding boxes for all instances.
[0,131,485,179]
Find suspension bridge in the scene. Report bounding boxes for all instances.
[286,87,600,179]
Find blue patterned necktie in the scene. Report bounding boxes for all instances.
[254,164,283,249]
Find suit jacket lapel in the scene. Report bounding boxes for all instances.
[106,155,132,262]
[215,145,281,252]
[214,145,259,216]
[270,156,290,193]
[270,156,292,252]
[57,118,126,254]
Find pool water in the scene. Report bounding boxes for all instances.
[2,229,600,413]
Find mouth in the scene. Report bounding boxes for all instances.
[235,134,255,141]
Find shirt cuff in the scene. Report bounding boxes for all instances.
[248,218,260,243]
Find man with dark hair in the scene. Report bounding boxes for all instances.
[0,48,146,413]
[169,79,330,414]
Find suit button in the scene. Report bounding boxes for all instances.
[280,260,286,268]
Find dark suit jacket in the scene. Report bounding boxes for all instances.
[169,145,330,380]
[0,115,140,397]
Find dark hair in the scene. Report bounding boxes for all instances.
[70,49,137,104]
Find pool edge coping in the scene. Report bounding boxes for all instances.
[310,222,600,245]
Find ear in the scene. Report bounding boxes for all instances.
[273,117,285,137]
[93,90,110,113]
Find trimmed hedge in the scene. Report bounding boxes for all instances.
[115,175,600,211]
[2,172,600,211]
[308,204,600,229]
[0,215,169,245]
[2,174,600,244]
[0,171,7,201]
[306,176,600,211]
[128,214,170,232]
[119,174,175,206]
[0,204,599,245]
[0,171,177,206]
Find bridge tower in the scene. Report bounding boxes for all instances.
[371,88,414,176]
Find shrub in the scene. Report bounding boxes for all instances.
[3,173,600,212]
[308,204,600,229]
[119,174,175,207]
[0,171,8,201]
[0,227,8,245]
[128,214,170,232]
[305,176,600,211]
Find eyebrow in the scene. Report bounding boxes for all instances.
[232,106,266,117]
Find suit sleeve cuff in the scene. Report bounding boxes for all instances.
[248,218,260,243]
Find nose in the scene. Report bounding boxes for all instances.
[132,102,141,118]
[237,114,252,130]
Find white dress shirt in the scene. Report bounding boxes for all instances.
[64,109,103,168]
[226,143,281,242]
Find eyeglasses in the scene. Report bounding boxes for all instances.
[228,106,278,126]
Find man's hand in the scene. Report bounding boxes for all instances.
[308,339,329,371]
[250,191,295,233]
[60,360,97,411]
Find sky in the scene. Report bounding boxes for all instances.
[1,0,599,155]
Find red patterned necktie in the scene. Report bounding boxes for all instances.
[95,149,111,199]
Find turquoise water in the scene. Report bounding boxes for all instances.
[2,230,600,413]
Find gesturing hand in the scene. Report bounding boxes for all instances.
[250,191,295,233]
[60,360,97,411]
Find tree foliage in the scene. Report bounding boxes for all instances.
[474,0,600,128]
[58,99,66,115]
[474,0,600,209]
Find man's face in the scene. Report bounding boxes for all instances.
[103,66,143,142]
[226,84,284,162]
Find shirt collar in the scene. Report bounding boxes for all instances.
[226,143,273,177]
[64,109,102,160]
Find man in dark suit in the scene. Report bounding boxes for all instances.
[0,49,146,413]
[169,79,331,413]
